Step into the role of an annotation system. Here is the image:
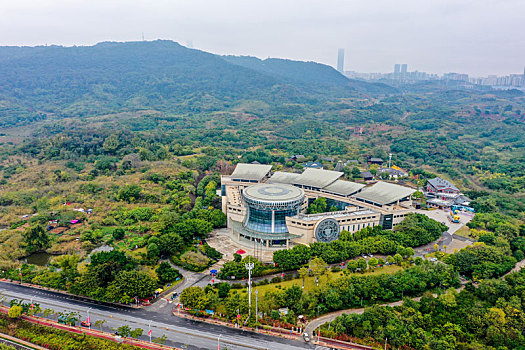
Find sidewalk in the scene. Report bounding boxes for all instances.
[0,278,143,309]
[0,305,176,350]
[172,308,301,342]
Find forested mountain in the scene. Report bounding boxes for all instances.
[223,55,396,94]
[0,40,389,125]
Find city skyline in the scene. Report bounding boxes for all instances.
[1,0,524,76]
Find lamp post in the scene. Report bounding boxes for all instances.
[87,308,91,329]
[245,259,254,319]
[148,320,152,342]
[255,290,258,324]
[217,334,222,350]
[385,337,388,350]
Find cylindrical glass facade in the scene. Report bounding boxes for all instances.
[242,184,304,235]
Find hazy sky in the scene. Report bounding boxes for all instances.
[1,0,524,76]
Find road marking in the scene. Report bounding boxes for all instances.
[1,292,276,350]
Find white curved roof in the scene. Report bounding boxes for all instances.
[355,181,416,205]
[322,180,365,196]
[293,168,343,188]
[243,183,304,202]
[267,171,301,184]
[231,163,272,181]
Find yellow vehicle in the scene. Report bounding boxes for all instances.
[448,211,460,223]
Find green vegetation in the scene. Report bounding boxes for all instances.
[181,262,459,324]
[272,213,441,270]
[322,268,525,350]
[0,41,523,347]
[0,313,143,350]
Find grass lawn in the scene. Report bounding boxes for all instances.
[454,225,473,238]
[252,265,403,294]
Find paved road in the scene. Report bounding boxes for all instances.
[0,281,310,350]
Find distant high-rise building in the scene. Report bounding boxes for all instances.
[394,64,401,74]
[523,66,525,87]
[337,49,345,73]
[401,64,407,75]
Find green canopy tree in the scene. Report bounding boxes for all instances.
[22,224,50,253]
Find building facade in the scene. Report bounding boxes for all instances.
[221,164,416,249]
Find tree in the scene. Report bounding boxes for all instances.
[147,242,160,260]
[351,167,361,179]
[357,258,367,272]
[22,224,50,253]
[153,335,168,345]
[112,228,125,240]
[368,257,378,270]
[158,233,184,256]
[117,184,142,203]
[156,262,181,284]
[347,260,358,272]
[102,134,121,154]
[309,257,328,286]
[217,282,231,299]
[180,286,208,310]
[386,255,394,265]
[394,253,403,265]
[116,325,131,338]
[284,285,303,311]
[94,319,106,329]
[130,328,144,338]
[8,305,23,318]
[109,270,157,300]
[298,267,309,289]
[405,247,415,258]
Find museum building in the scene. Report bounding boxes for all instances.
[221,163,416,249]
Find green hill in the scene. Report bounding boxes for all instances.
[0,40,391,127]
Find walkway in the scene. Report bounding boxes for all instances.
[305,258,525,338]
[504,258,525,276]
[305,284,466,336]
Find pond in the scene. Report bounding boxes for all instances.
[24,252,53,266]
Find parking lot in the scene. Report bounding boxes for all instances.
[415,208,473,234]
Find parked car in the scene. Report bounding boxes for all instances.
[361,254,367,258]
[368,254,374,258]
[430,257,438,262]
[80,321,91,328]
[303,332,310,342]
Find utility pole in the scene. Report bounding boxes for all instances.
[388,153,392,168]
[245,259,254,319]
[385,337,388,350]
[148,320,152,342]
[87,308,91,329]
[217,334,222,350]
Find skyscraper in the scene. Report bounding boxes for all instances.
[394,64,401,79]
[337,48,345,73]
[401,64,408,75]
[394,64,401,74]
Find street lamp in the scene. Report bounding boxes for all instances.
[255,290,258,324]
[245,259,254,319]
[217,334,222,350]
